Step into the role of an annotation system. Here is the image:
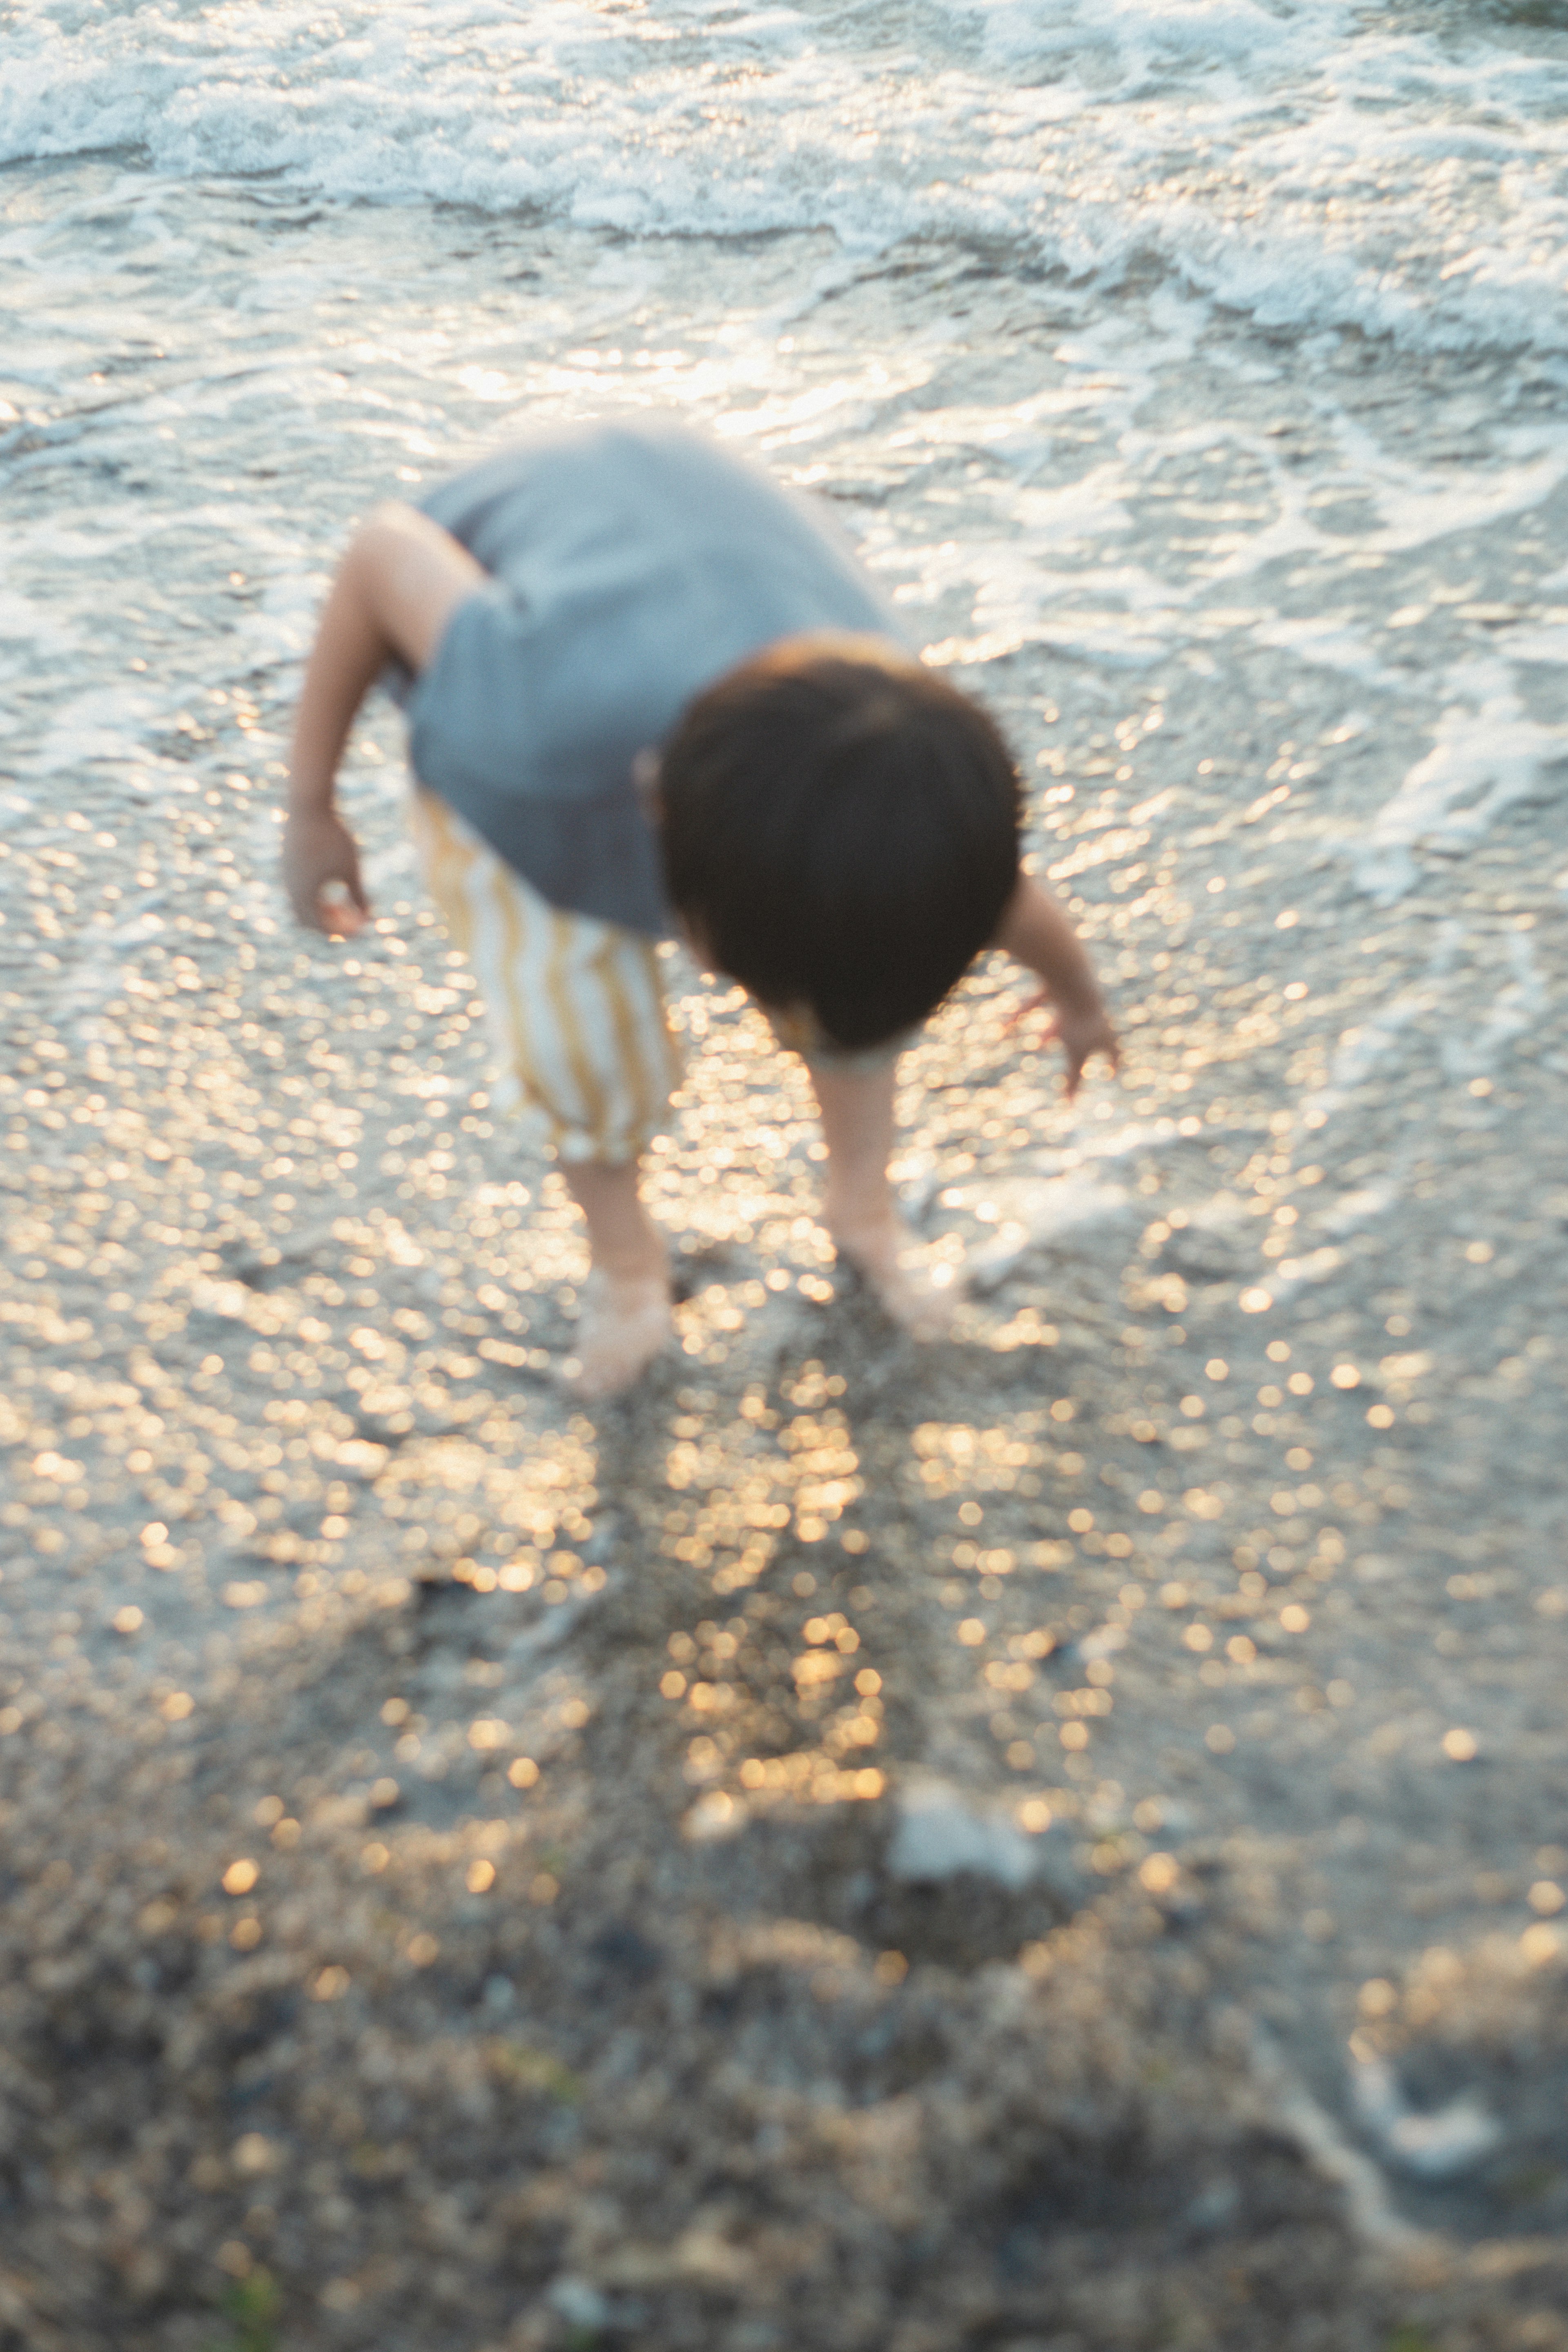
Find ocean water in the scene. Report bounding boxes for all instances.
[1,0,1566,1403]
[2,0,1566,1277]
[5,0,1568,920]
[6,13,1568,2272]
[0,0,1561,1437]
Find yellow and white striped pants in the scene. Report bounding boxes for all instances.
[411,789,682,1166]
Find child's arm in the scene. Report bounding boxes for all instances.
[993,874,1120,1098]
[283,504,486,934]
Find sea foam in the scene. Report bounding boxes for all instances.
[3,0,1568,359]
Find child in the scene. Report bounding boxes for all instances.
[283,420,1118,1397]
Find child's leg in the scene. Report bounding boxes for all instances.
[563,1160,665,1280]
[813,1058,898,1247]
[811,1059,959,1338]
[559,1158,672,1399]
[411,789,681,1397]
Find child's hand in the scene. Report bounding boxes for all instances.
[1008,987,1120,1098]
[283,807,370,936]
[992,878,1118,1098]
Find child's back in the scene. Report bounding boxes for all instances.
[399,421,902,938]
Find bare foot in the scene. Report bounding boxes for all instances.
[560,1272,673,1398]
[829,1216,963,1340]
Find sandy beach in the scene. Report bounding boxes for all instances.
[2,569,1566,2342]
[5,1,1568,2341]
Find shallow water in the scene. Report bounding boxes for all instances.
[4,1,1568,2339]
[8,0,1568,913]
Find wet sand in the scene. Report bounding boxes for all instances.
[4,50,1568,2323]
[2,593,1567,2346]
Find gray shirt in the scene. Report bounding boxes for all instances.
[401,421,905,936]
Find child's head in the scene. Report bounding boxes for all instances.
[658,634,1020,1050]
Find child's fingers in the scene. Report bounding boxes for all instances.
[1060,1021,1121,1100]
[285,812,370,937]
[316,878,369,936]
[1002,987,1058,1042]
[1067,1035,1114,1096]
[319,902,367,938]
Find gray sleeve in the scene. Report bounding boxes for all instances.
[405,580,534,802]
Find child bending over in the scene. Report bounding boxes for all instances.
[283,421,1118,1397]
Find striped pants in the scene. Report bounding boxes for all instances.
[411,789,682,1166]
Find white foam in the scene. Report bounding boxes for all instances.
[4,0,1568,362]
[1251,614,1397,691]
[1440,931,1546,1082]
[1298,921,1463,1126]
[886,1776,1039,1888]
[1350,660,1568,903]
[1350,2050,1503,2184]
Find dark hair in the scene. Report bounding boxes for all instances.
[657,634,1020,1050]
